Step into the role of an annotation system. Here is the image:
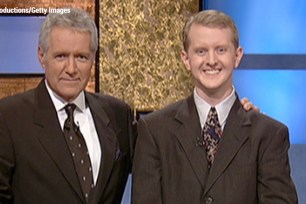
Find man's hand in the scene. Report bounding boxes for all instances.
[241,97,260,113]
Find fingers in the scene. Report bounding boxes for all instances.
[241,97,260,113]
[240,97,249,105]
[244,102,260,113]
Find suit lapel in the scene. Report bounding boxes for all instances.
[174,95,209,189]
[33,81,85,202]
[85,93,117,203]
[204,98,251,195]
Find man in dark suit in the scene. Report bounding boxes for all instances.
[132,10,298,203]
[0,8,135,204]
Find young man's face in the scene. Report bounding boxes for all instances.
[181,24,243,101]
[38,26,94,102]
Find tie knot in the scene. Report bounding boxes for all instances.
[206,107,221,129]
[210,107,217,113]
[208,107,218,119]
[64,103,77,117]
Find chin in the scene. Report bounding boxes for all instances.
[60,90,80,101]
[202,82,221,89]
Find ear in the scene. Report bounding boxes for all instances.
[181,50,191,71]
[38,46,46,70]
[234,47,243,69]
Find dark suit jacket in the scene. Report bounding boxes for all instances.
[0,80,135,204]
[132,94,297,204]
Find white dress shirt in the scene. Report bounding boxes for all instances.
[45,81,101,185]
[194,86,236,130]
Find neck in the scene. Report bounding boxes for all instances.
[195,86,233,106]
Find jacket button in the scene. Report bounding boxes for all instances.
[205,196,213,204]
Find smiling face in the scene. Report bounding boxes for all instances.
[181,24,243,104]
[38,26,94,102]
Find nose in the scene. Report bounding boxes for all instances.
[65,56,77,74]
[206,51,217,66]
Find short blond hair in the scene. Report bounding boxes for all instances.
[182,10,239,51]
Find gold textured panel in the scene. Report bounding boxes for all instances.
[99,0,199,111]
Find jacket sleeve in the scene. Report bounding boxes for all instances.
[0,111,14,203]
[257,124,298,203]
[132,117,163,204]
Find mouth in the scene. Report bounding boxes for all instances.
[62,77,79,81]
[203,69,221,75]
[61,78,80,84]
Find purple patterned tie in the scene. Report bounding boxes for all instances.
[202,107,222,168]
[64,104,94,201]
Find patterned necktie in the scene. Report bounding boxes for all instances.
[202,107,222,167]
[63,104,93,201]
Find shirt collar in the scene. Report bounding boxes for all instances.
[45,80,86,113]
[194,86,236,128]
